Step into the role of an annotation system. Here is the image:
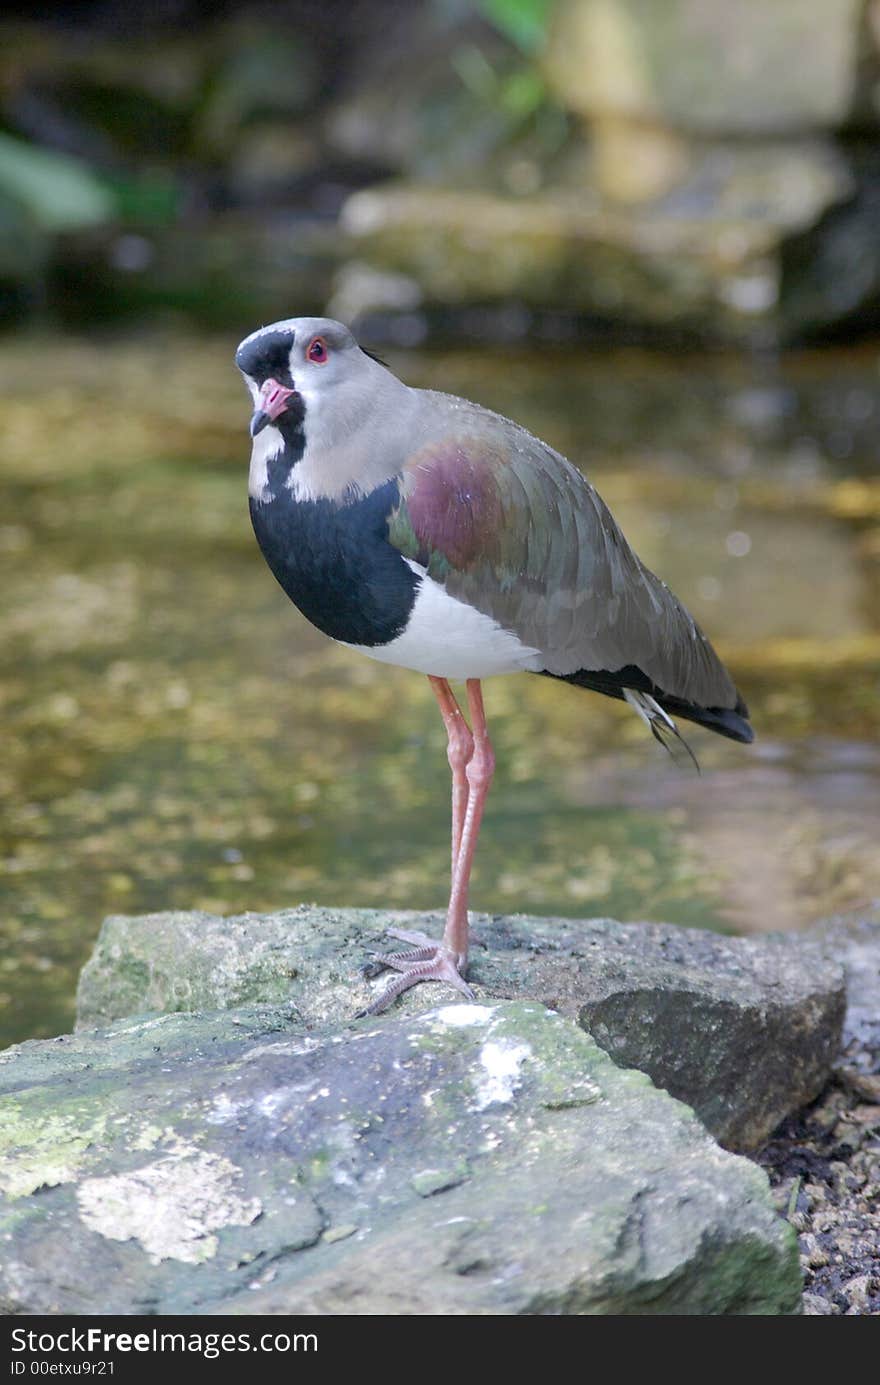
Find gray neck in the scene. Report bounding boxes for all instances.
[288,371,419,502]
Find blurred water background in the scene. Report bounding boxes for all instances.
[2,0,880,1046]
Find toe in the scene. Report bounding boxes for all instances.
[386,928,438,947]
[359,949,473,1016]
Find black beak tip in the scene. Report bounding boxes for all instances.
[250,410,269,438]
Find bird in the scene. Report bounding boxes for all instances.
[235,316,753,1014]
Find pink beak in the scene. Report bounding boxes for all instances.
[250,377,295,436]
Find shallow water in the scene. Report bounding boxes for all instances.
[2,331,879,1047]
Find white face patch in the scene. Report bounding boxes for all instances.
[248,424,285,502]
[240,372,261,407]
[284,381,329,503]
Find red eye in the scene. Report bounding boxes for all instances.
[307,337,328,364]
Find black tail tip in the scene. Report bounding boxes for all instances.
[711,706,755,743]
[728,691,755,743]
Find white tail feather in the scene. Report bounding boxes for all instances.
[623,688,675,731]
[623,688,699,771]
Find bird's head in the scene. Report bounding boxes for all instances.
[235,316,385,445]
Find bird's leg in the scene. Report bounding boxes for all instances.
[358,679,494,1016]
[429,675,475,873]
[439,679,494,961]
[360,678,472,977]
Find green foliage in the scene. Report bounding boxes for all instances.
[0,132,115,232]
[476,0,552,53]
[451,42,549,122]
[452,1,554,133]
[107,171,179,226]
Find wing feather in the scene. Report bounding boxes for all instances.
[388,396,740,713]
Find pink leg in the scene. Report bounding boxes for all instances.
[440,680,495,961]
[428,675,474,872]
[359,679,494,1016]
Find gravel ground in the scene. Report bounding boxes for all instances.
[757,914,880,1316]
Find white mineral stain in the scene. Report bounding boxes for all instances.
[256,1091,288,1119]
[433,1004,496,1027]
[76,1146,261,1264]
[473,1039,532,1111]
[241,1038,319,1062]
[106,1016,167,1037]
[205,1093,251,1125]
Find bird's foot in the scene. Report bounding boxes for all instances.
[360,928,442,978]
[358,929,473,1016]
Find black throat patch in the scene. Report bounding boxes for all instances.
[249,459,418,648]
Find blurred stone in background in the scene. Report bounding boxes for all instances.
[2,0,880,342]
[338,0,880,342]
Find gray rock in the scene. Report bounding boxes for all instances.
[802,1291,835,1315]
[779,176,880,339]
[338,177,870,343]
[813,906,880,1068]
[0,1000,801,1315]
[545,0,864,135]
[76,906,845,1151]
[757,914,880,1317]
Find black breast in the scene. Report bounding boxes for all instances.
[249,477,419,647]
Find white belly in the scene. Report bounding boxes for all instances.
[340,566,542,680]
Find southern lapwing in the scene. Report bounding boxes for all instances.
[236,317,753,1013]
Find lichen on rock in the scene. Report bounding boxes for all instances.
[76,1145,262,1265]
